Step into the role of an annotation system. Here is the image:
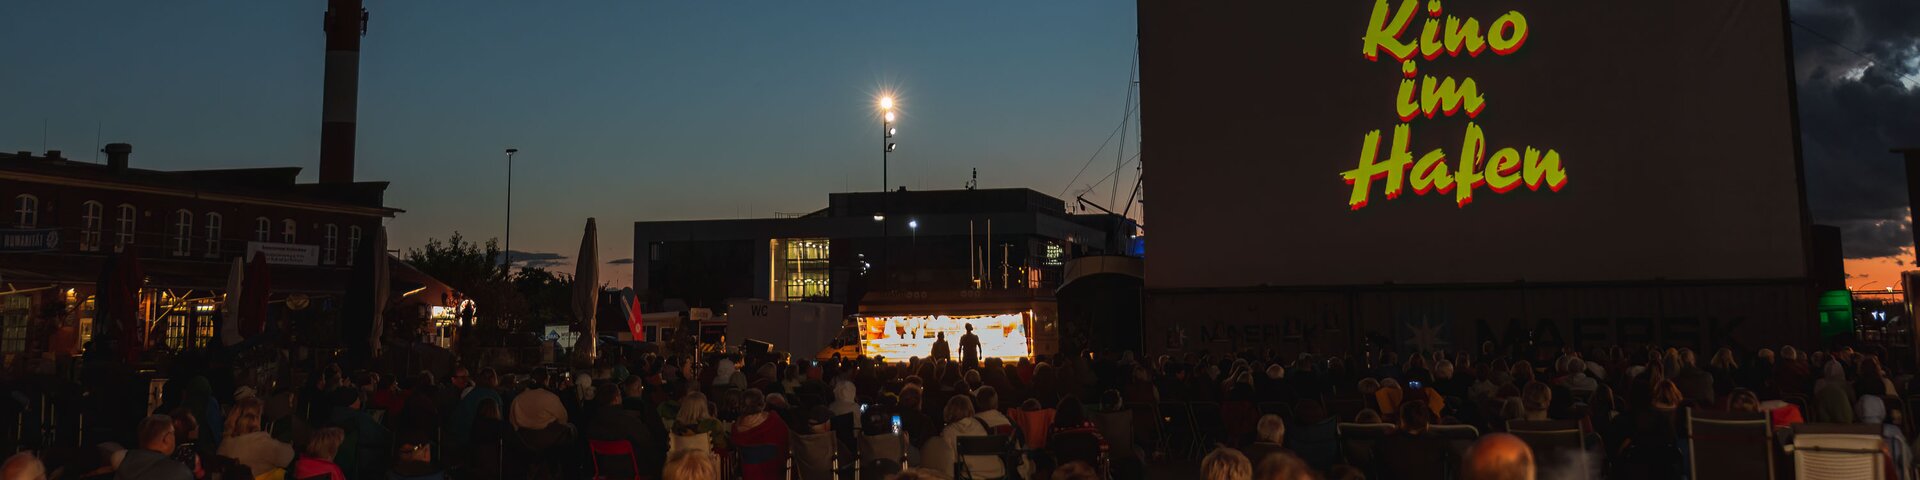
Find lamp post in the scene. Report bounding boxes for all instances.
[504,148,517,272]
[878,97,898,283]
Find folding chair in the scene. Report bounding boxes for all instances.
[1506,420,1588,480]
[1189,402,1227,447]
[1335,422,1396,474]
[1786,423,1886,480]
[1428,424,1480,471]
[1687,409,1774,480]
[1157,402,1199,459]
[587,439,640,480]
[954,435,1015,480]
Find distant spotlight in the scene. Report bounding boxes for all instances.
[887,128,896,137]
[885,112,896,122]
[908,219,919,229]
[886,143,897,152]
[872,214,885,221]
[880,96,894,110]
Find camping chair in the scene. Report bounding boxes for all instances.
[587,439,640,480]
[857,432,909,480]
[954,434,1017,480]
[1506,420,1588,479]
[1189,402,1228,447]
[1089,408,1137,461]
[1786,423,1887,480]
[1428,424,1480,472]
[1157,402,1199,459]
[791,430,838,480]
[1336,422,1396,475]
[1687,409,1774,480]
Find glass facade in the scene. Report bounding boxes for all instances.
[778,238,831,301]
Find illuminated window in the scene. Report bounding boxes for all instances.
[115,204,136,251]
[255,217,271,242]
[0,296,27,354]
[80,201,103,251]
[14,195,37,228]
[78,297,95,347]
[780,238,831,300]
[347,226,362,266]
[173,210,193,257]
[324,224,339,264]
[282,219,298,244]
[204,213,222,257]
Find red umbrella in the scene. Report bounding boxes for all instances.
[240,252,272,337]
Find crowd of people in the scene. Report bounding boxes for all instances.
[0,336,1906,480]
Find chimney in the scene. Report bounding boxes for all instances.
[44,150,62,160]
[319,0,366,184]
[103,143,131,172]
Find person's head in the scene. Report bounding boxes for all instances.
[937,332,946,341]
[450,367,472,388]
[943,395,976,424]
[739,389,767,416]
[1200,447,1253,480]
[1435,360,1455,380]
[477,368,500,389]
[1355,409,1382,424]
[1650,380,1684,410]
[1521,382,1552,414]
[477,398,501,420]
[1499,398,1527,421]
[1756,348,1776,363]
[663,449,720,480]
[1728,389,1762,413]
[1052,461,1099,480]
[138,414,176,453]
[1101,389,1124,411]
[974,386,999,413]
[1780,345,1800,361]
[766,393,790,410]
[0,452,45,480]
[621,374,646,398]
[900,384,924,409]
[1357,378,1380,395]
[965,323,974,333]
[1399,400,1432,433]
[306,427,346,461]
[529,369,550,389]
[1254,452,1315,480]
[1710,348,1737,370]
[677,391,712,425]
[225,397,265,438]
[167,408,199,442]
[593,382,623,409]
[1256,414,1286,444]
[1463,433,1535,480]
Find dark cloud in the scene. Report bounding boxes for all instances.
[607,258,635,265]
[504,250,569,268]
[1793,0,1920,259]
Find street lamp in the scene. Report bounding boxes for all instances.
[504,148,517,271]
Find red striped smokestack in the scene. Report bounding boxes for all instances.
[320,0,365,184]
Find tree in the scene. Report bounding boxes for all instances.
[404,233,529,337]
[511,266,574,328]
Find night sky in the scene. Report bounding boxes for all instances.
[0,1,1140,286]
[4,1,1916,288]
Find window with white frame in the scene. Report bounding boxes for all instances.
[173,210,193,256]
[324,224,339,264]
[14,195,36,228]
[205,213,222,257]
[282,219,297,243]
[81,201,103,251]
[255,217,271,242]
[348,226,363,266]
[115,204,136,251]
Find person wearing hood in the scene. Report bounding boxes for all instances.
[587,381,668,477]
[327,387,391,480]
[117,415,192,480]
[176,378,223,453]
[1857,395,1911,480]
[1812,359,1856,424]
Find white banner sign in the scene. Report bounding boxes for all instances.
[246,241,319,266]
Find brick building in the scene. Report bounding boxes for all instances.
[0,144,400,358]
